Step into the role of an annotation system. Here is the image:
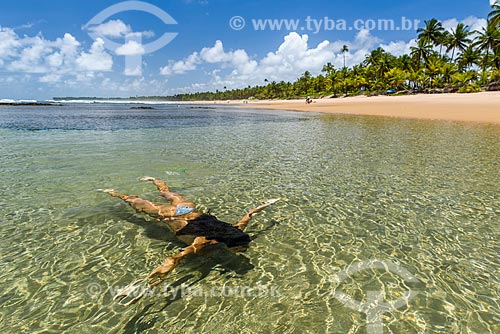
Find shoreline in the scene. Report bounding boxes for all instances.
[232,92,500,124]
[0,102,62,106]
[4,92,499,124]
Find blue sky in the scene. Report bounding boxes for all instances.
[0,0,495,99]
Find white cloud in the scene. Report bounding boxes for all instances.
[88,20,131,37]
[159,30,379,89]
[0,26,21,58]
[354,29,381,49]
[200,40,232,63]
[0,27,113,78]
[58,33,80,54]
[442,16,487,33]
[115,40,145,56]
[160,52,201,75]
[9,36,52,73]
[160,40,258,77]
[124,65,143,76]
[47,52,63,67]
[86,20,155,43]
[46,33,80,68]
[39,74,61,83]
[379,39,417,57]
[231,49,257,74]
[258,33,332,78]
[463,16,488,33]
[76,38,113,71]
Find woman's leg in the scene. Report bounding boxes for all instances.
[140,177,195,208]
[100,189,163,218]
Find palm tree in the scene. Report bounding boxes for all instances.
[458,46,481,72]
[375,52,393,78]
[296,71,312,95]
[411,39,433,68]
[452,71,476,88]
[406,68,421,90]
[490,68,500,82]
[417,18,445,47]
[321,62,335,90]
[353,74,368,92]
[439,31,452,56]
[447,23,472,61]
[395,54,414,72]
[492,49,500,70]
[322,62,334,74]
[363,47,395,81]
[341,45,349,68]
[474,23,500,72]
[385,68,407,90]
[489,4,500,28]
[417,69,431,90]
[364,47,385,67]
[349,64,368,92]
[441,63,457,85]
[426,56,445,87]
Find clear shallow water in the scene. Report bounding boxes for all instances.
[0,104,499,334]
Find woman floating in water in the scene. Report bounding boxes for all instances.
[99,177,279,305]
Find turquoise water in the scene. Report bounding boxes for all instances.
[0,104,499,333]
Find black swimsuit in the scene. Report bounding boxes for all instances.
[175,214,251,248]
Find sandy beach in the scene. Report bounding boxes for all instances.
[235,92,500,124]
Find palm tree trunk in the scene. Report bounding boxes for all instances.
[483,48,489,73]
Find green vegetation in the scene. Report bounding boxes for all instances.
[55,6,500,102]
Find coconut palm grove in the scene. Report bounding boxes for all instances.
[134,5,500,102]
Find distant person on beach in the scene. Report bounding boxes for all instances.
[99,177,279,305]
[306,96,313,104]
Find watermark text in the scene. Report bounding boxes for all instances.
[230,16,421,33]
